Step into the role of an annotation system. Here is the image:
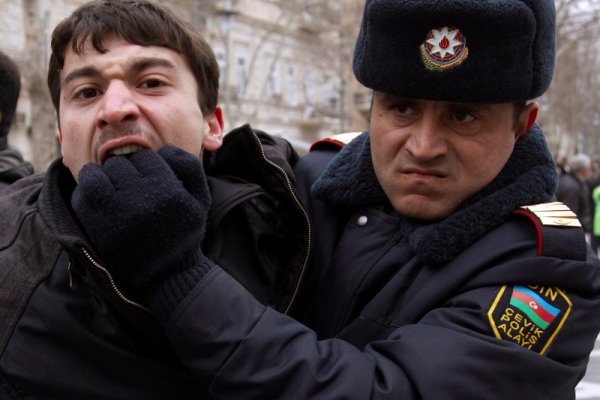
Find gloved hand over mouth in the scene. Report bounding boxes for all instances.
[71,145,215,321]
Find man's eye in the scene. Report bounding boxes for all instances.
[76,87,99,99]
[142,79,162,89]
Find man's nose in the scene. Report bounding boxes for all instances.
[96,82,139,128]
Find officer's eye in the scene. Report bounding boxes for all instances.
[393,103,413,115]
[450,110,475,123]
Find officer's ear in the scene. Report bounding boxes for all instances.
[515,102,539,140]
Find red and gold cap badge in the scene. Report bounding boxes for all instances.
[420,26,469,71]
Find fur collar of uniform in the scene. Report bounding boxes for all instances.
[312,124,558,265]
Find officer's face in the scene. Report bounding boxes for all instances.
[369,92,537,221]
[58,34,223,181]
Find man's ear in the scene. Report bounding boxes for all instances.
[202,106,224,152]
[58,129,66,158]
[515,102,539,140]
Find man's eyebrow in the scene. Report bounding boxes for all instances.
[63,66,99,87]
[128,57,177,76]
[62,57,178,86]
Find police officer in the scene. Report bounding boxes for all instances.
[66,0,600,398]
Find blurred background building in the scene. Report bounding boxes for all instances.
[1,0,599,171]
[0,0,370,171]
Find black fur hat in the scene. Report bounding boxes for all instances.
[353,0,555,103]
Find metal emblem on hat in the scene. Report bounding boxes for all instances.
[420,26,469,71]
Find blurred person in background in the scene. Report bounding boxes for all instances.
[0,50,33,189]
[555,152,593,234]
[588,159,600,254]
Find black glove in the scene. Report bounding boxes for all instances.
[71,145,214,319]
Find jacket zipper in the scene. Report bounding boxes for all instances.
[80,246,150,313]
[250,130,312,315]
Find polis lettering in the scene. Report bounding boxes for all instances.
[497,307,544,349]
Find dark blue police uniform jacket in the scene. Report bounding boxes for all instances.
[286,126,600,398]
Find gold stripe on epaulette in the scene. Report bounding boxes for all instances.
[520,202,582,227]
[328,132,362,145]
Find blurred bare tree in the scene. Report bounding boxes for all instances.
[539,0,600,159]
[22,0,58,172]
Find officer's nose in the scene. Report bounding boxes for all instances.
[404,116,448,161]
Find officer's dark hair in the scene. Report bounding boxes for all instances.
[47,0,219,117]
[0,50,21,139]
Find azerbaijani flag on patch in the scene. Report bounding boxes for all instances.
[510,286,560,329]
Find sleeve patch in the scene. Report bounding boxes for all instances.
[487,285,572,355]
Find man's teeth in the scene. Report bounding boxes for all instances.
[109,145,143,156]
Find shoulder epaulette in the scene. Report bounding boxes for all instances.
[310,131,363,152]
[517,202,581,228]
[513,201,586,259]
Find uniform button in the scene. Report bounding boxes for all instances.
[357,215,368,226]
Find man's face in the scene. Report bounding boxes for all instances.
[59,34,222,180]
[370,92,534,221]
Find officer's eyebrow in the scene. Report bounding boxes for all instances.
[62,57,177,86]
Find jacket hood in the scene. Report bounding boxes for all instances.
[312,124,558,265]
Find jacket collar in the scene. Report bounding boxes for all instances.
[38,158,92,256]
[204,124,300,226]
[312,124,558,265]
[204,124,298,184]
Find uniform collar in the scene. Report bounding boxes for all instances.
[313,124,558,265]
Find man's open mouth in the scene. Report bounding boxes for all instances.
[103,144,146,162]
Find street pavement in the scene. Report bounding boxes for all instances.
[576,337,600,399]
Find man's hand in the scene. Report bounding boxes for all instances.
[71,145,212,301]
